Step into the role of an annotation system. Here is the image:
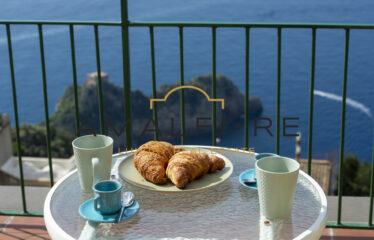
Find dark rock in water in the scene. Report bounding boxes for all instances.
[51,73,262,148]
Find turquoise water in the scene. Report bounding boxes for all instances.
[0,0,374,162]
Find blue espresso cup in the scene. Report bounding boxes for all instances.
[93,180,122,215]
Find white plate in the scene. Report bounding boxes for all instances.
[118,147,233,193]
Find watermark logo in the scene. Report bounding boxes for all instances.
[78,83,300,139]
[149,85,225,109]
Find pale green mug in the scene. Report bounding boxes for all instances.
[256,156,300,219]
[72,134,113,192]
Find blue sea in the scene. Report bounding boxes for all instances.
[1,0,374,164]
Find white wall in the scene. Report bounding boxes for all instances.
[0,114,13,167]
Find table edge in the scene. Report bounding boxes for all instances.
[44,169,77,240]
[44,146,328,240]
[294,170,328,240]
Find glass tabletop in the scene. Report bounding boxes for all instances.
[48,147,326,240]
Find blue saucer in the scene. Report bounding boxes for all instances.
[79,198,140,223]
[239,169,257,190]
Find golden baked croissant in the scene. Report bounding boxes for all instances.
[134,141,174,184]
[173,147,185,154]
[166,151,225,188]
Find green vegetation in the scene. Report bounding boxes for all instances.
[336,155,372,196]
[12,124,74,158]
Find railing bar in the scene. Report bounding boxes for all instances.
[69,25,80,137]
[276,28,281,154]
[128,21,374,29]
[6,24,27,213]
[369,130,374,225]
[0,20,121,26]
[94,25,105,134]
[149,26,158,140]
[307,28,316,175]
[337,28,350,224]
[38,25,54,187]
[244,27,250,149]
[212,27,217,146]
[2,20,374,29]
[179,26,186,144]
[121,0,132,149]
[0,210,43,216]
[327,221,374,229]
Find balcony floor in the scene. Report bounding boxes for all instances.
[0,216,49,239]
[321,228,374,240]
[0,216,374,239]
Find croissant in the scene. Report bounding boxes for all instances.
[134,141,174,184]
[173,147,185,154]
[166,151,225,188]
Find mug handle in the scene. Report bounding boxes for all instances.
[92,157,100,185]
[94,195,101,211]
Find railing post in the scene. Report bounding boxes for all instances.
[69,25,80,137]
[121,0,132,149]
[179,27,186,145]
[38,24,54,187]
[244,27,250,149]
[94,25,105,134]
[337,28,350,225]
[6,24,27,213]
[149,26,159,140]
[369,132,374,226]
[307,28,316,175]
[212,27,217,146]
[276,27,282,154]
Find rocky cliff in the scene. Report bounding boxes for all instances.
[50,73,262,147]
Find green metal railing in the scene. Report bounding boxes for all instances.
[1,0,374,229]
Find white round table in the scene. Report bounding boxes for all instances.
[44,146,327,240]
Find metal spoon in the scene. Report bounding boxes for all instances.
[115,192,135,224]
